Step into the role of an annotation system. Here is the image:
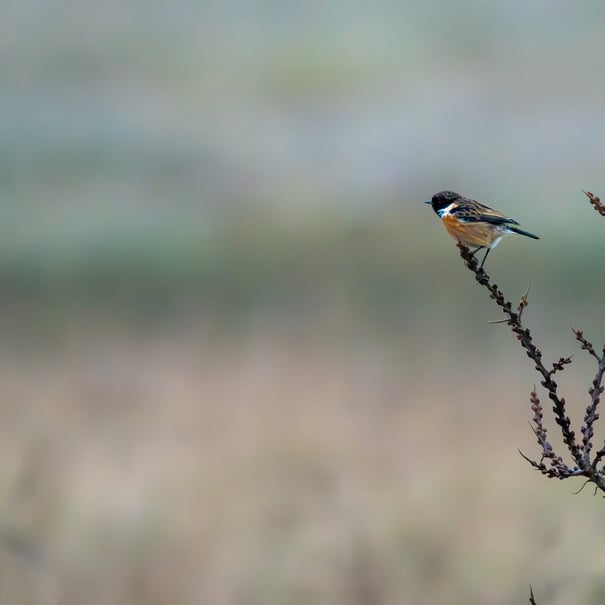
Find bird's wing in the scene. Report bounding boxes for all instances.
[452,197,519,225]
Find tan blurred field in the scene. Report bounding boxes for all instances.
[2,302,605,605]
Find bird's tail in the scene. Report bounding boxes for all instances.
[508,225,539,240]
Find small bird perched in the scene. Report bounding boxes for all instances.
[426,190,539,268]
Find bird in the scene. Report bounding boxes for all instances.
[426,190,539,268]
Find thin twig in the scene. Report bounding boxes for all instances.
[583,190,605,216]
[457,242,583,469]
[456,240,605,492]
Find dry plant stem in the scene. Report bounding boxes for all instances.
[575,197,605,468]
[456,241,605,492]
[529,586,538,605]
[583,190,605,216]
[521,390,568,478]
[574,332,605,469]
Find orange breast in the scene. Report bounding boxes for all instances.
[442,214,500,247]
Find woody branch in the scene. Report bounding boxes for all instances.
[456,200,605,492]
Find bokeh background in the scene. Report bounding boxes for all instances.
[2,2,605,604]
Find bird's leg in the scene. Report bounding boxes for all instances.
[479,247,491,269]
[461,243,489,268]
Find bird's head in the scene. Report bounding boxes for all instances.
[425,190,461,215]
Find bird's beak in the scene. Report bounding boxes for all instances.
[424,199,432,204]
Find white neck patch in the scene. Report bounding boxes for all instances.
[436,202,456,218]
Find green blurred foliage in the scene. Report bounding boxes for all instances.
[1,0,604,334]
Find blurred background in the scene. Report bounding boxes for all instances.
[2,1,605,604]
